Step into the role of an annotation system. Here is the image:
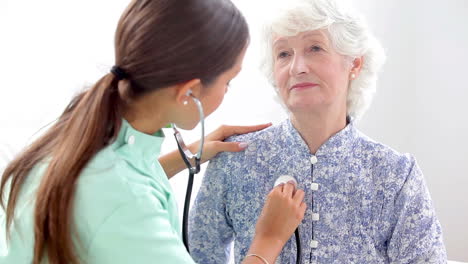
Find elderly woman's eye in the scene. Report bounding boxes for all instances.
[277,51,290,59]
[310,45,322,52]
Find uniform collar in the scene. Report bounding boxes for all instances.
[112,119,165,165]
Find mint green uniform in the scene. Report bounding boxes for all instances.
[0,120,196,263]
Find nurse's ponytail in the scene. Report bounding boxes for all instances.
[0,0,249,263]
[1,73,123,263]
[46,74,124,263]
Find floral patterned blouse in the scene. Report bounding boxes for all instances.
[188,119,446,264]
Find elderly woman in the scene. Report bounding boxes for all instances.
[188,0,447,263]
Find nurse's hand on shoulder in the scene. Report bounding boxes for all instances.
[159,123,271,178]
[189,123,272,163]
[243,183,306,264]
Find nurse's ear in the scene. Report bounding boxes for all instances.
[174,79,202,106]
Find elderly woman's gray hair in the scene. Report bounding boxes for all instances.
[260,0,386,119]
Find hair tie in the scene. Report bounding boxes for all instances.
[110,65,128,80]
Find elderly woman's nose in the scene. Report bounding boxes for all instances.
[289,54,309,76]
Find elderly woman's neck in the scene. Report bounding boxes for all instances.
[290,110,347,154]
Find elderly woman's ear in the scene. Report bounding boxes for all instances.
[350,56,363,80]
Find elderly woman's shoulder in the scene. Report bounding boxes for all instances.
[225,121,283,144]
[353,130,419,173]
[211,122,282,164]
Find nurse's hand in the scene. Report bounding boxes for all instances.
[159,123,271,179]
[243,183,306,264]
[189,123,272,163]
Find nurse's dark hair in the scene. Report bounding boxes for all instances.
[0,0,249,263]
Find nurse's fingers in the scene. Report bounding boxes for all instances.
[282,182,295,198]
[293,189,305,206]
[219,123,272,138]
[211,141,249,152]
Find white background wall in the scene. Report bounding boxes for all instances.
[354,1,468,261]
[1,0,467,261]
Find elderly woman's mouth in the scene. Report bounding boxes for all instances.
[290,82,318,90]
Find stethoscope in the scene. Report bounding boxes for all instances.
[172,91,301,264]
[171,90,205,253]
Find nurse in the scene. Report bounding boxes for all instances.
[0,0,306,263]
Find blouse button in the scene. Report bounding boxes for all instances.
[312,213,320,221]
[310,240,319,248]
[310,155,318,165]
[127,135,135,145]
[311,183,319,191]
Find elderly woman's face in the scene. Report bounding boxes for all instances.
[273,29,352,114]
